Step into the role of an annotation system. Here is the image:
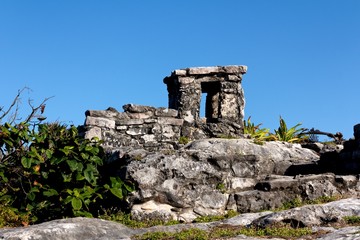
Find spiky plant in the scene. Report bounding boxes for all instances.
[273,116,308,143]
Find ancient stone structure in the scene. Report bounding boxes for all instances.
[84,66,248,152]
[163,66,247,125]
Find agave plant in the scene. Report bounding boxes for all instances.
[273,116,308,143]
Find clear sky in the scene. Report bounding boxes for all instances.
[1,1,359,140]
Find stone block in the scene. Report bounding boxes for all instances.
[222,65,247,74]
[227,75,242,82]
[230,178,256,191]
[85,110,118,118]
[158,117,184,126]
[116,119,144,125]
[128,112,154,119]
[116,126,127,131]
[141,134,156,143]
[126,127,147,136]
[144,119,157,123]
[188,66,220,75]
[85,116,115,129]
[84,127,102,140]
[154,108,178,117]
[173,69,187,76]
[123,104,155,113]
[178,77,195,85]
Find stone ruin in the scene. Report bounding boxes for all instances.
[84,65,248,152]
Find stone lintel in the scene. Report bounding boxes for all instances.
[169,65,248,77]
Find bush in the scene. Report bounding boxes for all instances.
[0,90,135,225]
[0,120,134,225]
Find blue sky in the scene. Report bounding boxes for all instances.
[1,1,359,140]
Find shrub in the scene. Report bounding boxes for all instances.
[0,121,134,224]
[0,90,135,225]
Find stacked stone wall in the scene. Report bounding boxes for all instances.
[84,104,183,152]
[83,66,248,151]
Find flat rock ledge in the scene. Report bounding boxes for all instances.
[1,198,360,240]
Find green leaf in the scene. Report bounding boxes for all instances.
[89,156,103,165]
[62,173,72,182]
[45,149,53,159]
[85,145,93,152]
[81,152,89,160]
[76,172,85,181]
[60,146,74,156]
[3,139,14,147]
[71,198,82,210]
[43,189,59,197]
[0,171,9,182]
[27,192,36,201]
[110,188,123,199]
[67,160,79,172]
[83,164,97,185]
[21,157,32,168]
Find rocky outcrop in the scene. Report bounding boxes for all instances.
[117,138,360,222]
[2,198,360,240]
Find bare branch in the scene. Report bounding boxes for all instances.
[0,87,29,122]
[24,96,54,123]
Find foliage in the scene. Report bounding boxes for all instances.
[0,93,136,226]
[0,121,134,224]
[193,210,238,223]
[0,202,30,227]
[344,216,360,225]
[276,195,341,211]
[179,136,190,145]
[272,116,309,143]
[243,117,275,142]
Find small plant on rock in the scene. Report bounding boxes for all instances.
[243,117,275,143]
[179,136,190,145]
[272,116,308,143]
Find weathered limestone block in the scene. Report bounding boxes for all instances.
[178,76,195,85]
[126,127,147,136]
[84,126,102,140]
[158,117,184,126]
[116,119,144,125]
[123,104,155,113]
[188,66,221,75]
[127,112,154,119]
[85,116,115,129]
[154,108,178,117]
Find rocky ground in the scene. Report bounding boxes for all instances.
[1,198,360,239]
